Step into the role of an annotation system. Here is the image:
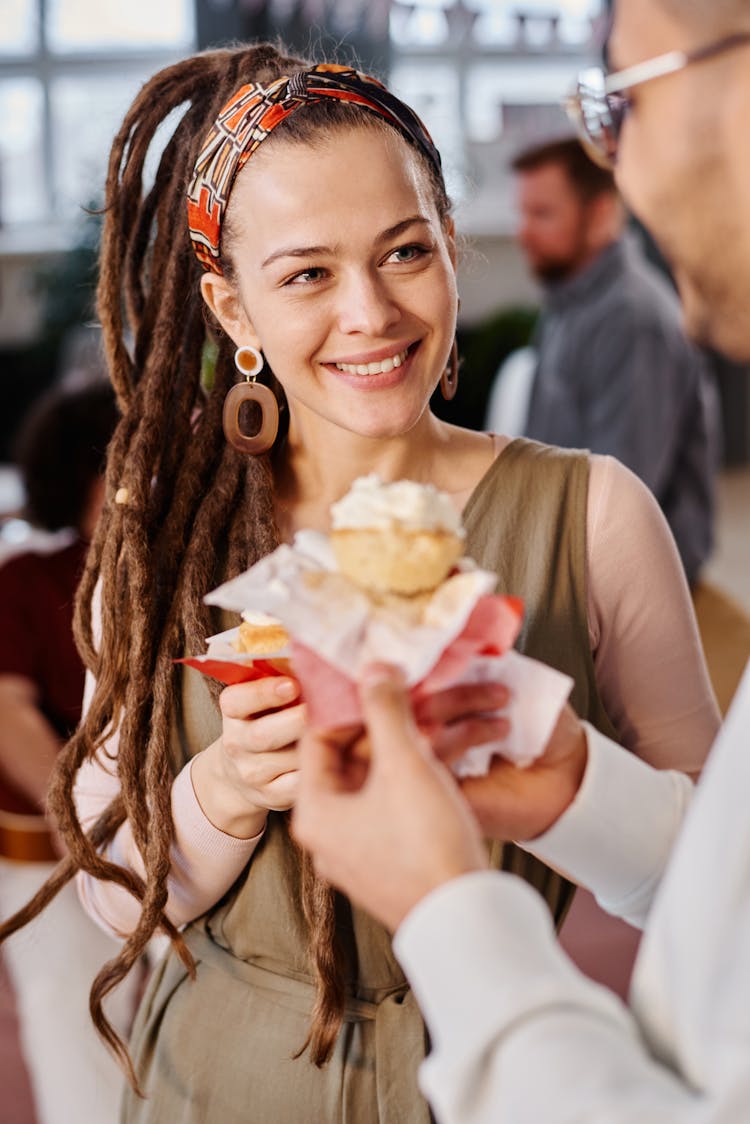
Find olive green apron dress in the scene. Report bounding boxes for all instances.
[123,438,618,1123]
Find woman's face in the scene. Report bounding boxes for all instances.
[202,125,457,441]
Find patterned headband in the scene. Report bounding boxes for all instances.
[186,63,442,274]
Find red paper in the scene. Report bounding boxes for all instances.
[178,593,524,724]
[175,656,289,687]
[293,593,523,728]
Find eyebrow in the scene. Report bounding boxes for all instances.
[260,215,432,269]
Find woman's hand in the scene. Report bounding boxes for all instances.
[413,680,510,761]
[458,703,587,842]
[191,675,305,839]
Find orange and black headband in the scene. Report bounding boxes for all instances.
[186,63,442,275]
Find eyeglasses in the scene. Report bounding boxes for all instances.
[563,31,750,169]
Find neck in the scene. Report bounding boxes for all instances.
[568,236,618,281]
[275,408,455,535]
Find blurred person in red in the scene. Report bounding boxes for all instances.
[0,380,136,1124]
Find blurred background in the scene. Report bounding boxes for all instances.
[1,0,748,579]
[1,3,748,1121]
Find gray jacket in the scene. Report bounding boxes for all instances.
[524,236,720,584]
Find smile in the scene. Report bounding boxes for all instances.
[333,346,411,376]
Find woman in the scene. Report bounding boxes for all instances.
[1,43,718,1122]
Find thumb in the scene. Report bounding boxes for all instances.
[293,728,347,847]
[360,663,422,765]
[298,724,358,794]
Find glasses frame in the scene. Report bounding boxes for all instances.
[564,30,750,169]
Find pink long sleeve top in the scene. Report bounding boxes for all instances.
[74,450,720,936]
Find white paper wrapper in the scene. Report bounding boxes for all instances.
[202,532,573,776]
[447,650,574,775]
[205,530,499,686]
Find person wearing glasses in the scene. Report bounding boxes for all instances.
[293,1,750,1120]
[511,135,720,588]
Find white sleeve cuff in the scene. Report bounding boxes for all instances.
[523,724,694,928]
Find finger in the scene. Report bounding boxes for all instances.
[263,769,300,813]
[262,747,300,784]
[359,663,423,763]
[226,702,306,754]
[414,681,509,726]
[220,676,300,720]
[428,715,511,764]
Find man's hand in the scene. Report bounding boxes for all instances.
[292,663,489,932]
[457,703,588,842]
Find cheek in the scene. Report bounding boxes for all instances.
[252,296,328,363]
[614,130,651,224]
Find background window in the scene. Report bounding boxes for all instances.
[46,0,193,52]
[0,79,45,224]
[0,0,195,232]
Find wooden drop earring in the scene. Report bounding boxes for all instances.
[440,338,459,401]
[223,345,280,455]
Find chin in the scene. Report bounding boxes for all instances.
[680,285,750,363]
[345,398,431,440]
[532,260,575,285]
[701,317,750,364]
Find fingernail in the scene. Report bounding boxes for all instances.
[275,679,298,700]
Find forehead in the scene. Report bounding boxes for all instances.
[518,162,576,202]
[225,125,436,255]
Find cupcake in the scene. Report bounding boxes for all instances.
[232,611,290,656]
[330,475,465,596]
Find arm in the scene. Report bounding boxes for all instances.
[0,675,60,809]
[294,666,743,1124]
[526,723,693,928]
[76,662,510,938]
[398,672,750,1124]
[74,670,302,936]
[457,454,707,925]
[585,454,719,776]
[74,736,264,935]
[578,315,681,497]
[395,872,721,1124]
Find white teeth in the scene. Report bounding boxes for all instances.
[334,347,409,375]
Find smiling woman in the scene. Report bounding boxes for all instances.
[0,39,720,1124]
[202,127,458,456]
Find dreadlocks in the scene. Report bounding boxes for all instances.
[0,41,452,1083]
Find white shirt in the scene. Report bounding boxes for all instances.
[394,661,750,1123]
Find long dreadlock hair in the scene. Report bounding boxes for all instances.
[0,41,452,1086]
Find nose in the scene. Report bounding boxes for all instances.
[335,269,401,337]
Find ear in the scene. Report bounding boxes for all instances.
[443,215,457,270]
[200,273,260,350]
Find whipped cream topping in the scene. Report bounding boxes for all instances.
[330,474,465,536]
[240,609,283,626]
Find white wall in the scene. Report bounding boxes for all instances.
[457,232,539,325]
